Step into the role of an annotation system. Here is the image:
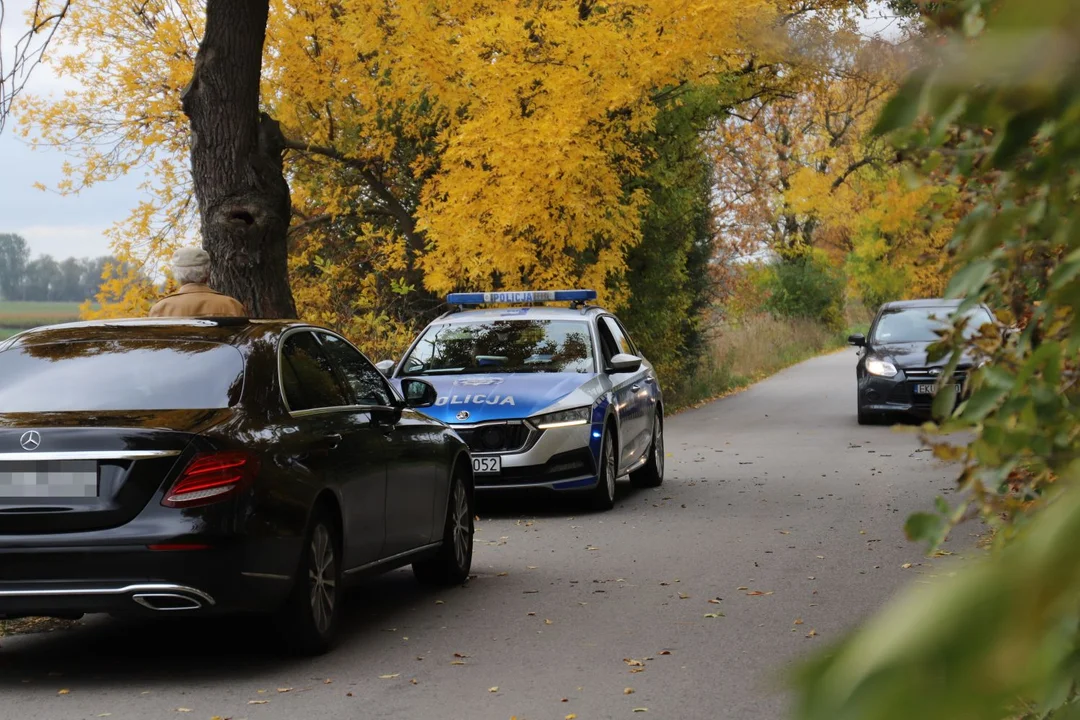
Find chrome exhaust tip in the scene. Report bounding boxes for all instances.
[132,592,206,611]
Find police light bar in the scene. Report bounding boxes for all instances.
[446,289,597,305]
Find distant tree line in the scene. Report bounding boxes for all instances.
[0,233,116,303]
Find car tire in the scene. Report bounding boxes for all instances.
[630,410,664,489]
[589,427,617,511]
[275,505,342,657]
[413,468,474,587]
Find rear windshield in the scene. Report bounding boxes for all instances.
[0,340,245,412]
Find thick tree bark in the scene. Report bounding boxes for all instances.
[180,0,296,318]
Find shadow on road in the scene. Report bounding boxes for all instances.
[0,570,458,688]
[474,479,647,519]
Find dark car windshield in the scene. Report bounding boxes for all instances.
[0,339,245,412]
[871,306,995,345]
[401,319,595,375]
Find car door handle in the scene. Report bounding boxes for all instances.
[322,433,343,450]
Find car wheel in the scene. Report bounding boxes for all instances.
[276,505,342,656]
[589,428,617,511]
[413,468,474,586]
[630,410,664,488]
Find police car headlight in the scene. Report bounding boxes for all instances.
[529,407,591,430]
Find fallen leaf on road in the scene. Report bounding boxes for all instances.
[277,688,293,693]
[624,659,644,667]
[454,652,470,658]
[451,661,467,666]
[324,679,333,684]
[566,715,577,719]
[545,619,553,625]
[497,572,509,577]
[58,689,70,695]
[816,555,825,559]
[659,581,669,586]
[586,546,599,551]
[379,674,400,680]
[794,618,804,625]
[633,708,649,713]
[489,687,499,693]
[527,612,536,616]
[678,592,689,600]
[746,591,773,596]
[779,531,790,535]
[658,650,671,656]
[704,613,724,618]
[176,710,191,714]
[806,629,818,638]
[97,715,111,718]
[346,693,354,697]
[708,599,721,604]
[736,586,748,590]
[410,678,418,685]
[527,566,537,570]
[901,563,913,569]
[435,600,445,605]
[625,688,635,694]
[248,700,269,706]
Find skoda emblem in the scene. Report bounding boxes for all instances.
[19,431,41,452]
[457,410,471,421]
[929,368,941,376]
[453,377,504,387]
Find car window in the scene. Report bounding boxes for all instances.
[871,306,995,344]
[0,340,244,412]
[600,317,636,356]
[316,333,394,407]
[400,319,594,375]
[280,331,351,412]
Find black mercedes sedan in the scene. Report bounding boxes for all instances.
[848,299,996,424]
[0,317,474,655]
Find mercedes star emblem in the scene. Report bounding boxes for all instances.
[457,410,471,421]
[19,431,41,451]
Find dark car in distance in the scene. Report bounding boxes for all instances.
[848,299,996,425]
[0,317,475,655]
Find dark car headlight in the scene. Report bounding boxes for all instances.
[866,358,899,378]
[528,406,591,430]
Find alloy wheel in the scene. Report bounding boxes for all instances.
[308,524,337,635]
[604,434,616,500]
[654,419,664,477]
[452,479,470,569]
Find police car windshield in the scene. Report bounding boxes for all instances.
[402,319,594,375]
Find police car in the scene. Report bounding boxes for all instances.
[376,290,664,510]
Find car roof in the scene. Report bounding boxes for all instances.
[879,298,967,311]
[430,306,607,325]
[0,317,308,350]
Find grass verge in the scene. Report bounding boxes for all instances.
[667,312,868,413]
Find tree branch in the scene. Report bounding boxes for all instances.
[0,0,72,133]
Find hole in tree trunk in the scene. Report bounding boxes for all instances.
[230,210,256,225]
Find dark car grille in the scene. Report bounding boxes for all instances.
[454,423,531,453]
[476,448,597,487]
[903,367,970,407]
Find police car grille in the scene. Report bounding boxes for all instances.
[456,423,530,453]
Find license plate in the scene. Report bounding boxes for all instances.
[472,455,502,475]
[0,460,99,498]
[914,383,962,396]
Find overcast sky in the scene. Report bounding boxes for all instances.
[0,0,147,262]
[0,2,902,264]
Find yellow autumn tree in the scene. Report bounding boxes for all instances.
[710,20,954,304]
[17,0,775,353]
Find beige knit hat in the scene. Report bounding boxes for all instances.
[173,246,210,268]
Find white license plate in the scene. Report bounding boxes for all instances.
[472,455,502,475]
[914,383,962,395]
[0,461,99,498]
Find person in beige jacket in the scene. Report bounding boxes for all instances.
[148,247,248,318]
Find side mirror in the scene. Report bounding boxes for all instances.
[848,334,866,347]
[608,353,643,374]
[401,378,438,408]
[375,360,395,377]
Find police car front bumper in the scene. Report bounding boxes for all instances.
[453,421,599,491]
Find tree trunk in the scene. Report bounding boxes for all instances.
[180,0,296,318]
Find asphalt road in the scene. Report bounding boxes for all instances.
[0,349,971,720]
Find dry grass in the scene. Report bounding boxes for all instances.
[0,616,81,638]
[668,313,854,412]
